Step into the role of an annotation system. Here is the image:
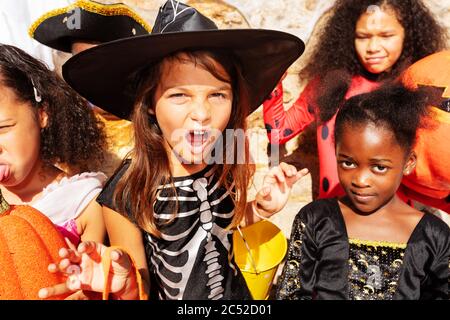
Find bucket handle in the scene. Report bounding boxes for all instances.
[236,225,260,275]
[236,203,274,275]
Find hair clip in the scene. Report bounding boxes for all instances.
[30,79,42,103]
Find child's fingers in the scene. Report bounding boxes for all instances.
[48,263,58,273]
[110,249,133,275]
[78,241,103,262]
[296,168,309,179]
[65,237,77,251]
[77,241,97,254]
[282,167,309,187]
[63,290,91,300]
[256,186,271,201]
[38,283,73,299]
[279,162,297,177]
[58,258,72,271]
[267,165,285,183]
[59,247,81,264]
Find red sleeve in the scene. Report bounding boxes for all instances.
[263,79,317,145]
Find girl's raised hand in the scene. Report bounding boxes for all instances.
[254,162,308,217]
[38,239,138,300]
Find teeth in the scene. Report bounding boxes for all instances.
[193,130,205,135]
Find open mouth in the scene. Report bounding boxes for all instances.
[185,130,211,151]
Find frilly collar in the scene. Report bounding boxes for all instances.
[42,171,107,196]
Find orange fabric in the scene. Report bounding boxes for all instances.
[401,51,450,202]
[0,204,69,300]
[402,109,450,199]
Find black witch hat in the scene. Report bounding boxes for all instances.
[62,0,305,119]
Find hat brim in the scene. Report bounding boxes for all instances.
[62,29,305,119]
[29,2,151,53]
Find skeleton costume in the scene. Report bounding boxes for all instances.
[97,160,252,300]
[277,198,450,300]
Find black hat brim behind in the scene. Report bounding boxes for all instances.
[62,29,305,119]
[29,1,151,53]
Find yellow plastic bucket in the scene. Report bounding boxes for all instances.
[233,220,287,300]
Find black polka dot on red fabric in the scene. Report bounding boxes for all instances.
[322,177,330,192]
[275,119,280,128]
[308,104,314,114]
[446,195,450,203]
[407,200,412,206]
[322,125,329,140]
[265,124,272,133]
[284,129,293,137]
[274,89,280,98]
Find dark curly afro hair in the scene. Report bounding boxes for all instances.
[0,44,106,173]
[302,0,447,123]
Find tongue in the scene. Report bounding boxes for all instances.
[0,165,10,183]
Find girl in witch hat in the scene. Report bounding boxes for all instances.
[29,0,152,177]
[38,0,307,300]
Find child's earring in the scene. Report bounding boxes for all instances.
[31,79,42,103]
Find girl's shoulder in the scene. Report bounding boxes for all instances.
[298,197,340,214]
[33,171,108,225]
[100,160,131,193]
[43,171,108,195]
[96,160,131,210]
[415,212,450,240]
[295,198,342,225]
[406,212,450,257]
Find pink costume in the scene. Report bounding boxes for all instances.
[30,172,107,245]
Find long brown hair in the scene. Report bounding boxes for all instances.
[113,50,254,237]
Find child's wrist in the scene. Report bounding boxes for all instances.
[252,200,274,220]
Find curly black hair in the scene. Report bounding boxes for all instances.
[302,0,448,123]
[0,44,106,172]
[334,83,434,153]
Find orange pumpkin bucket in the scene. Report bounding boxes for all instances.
[233,220,287,300]
[0,191,69,300]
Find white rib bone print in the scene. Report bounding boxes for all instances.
[146,167,237,300]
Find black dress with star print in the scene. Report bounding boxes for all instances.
[276,198,450,300]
